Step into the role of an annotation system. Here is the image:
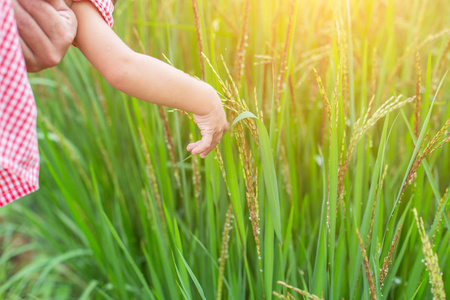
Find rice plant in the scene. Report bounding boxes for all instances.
[1,0,450,299]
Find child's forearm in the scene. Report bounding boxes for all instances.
[72,1,220,116]
[111,52,219,116]
[71,1,228,158]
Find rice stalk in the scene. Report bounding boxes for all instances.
[341,36,349,119]
[221,55,242,103]
[288,75,297,117]
[138,128,167,240]
[159,106,181,189]
[272,291,289,300]
[413,208,446,300]
[311,65,334,237]
[141,189,152,222]
[280,146,292,199]
[337,125,347,205]
[275,0,297,110]
[356,227,377,300]
[50,67,87,121]
[431,187,449,244]
[97,139,122,198]
[366,164,388,247]
[383,29,450,98]
[275,281,324,300]
[254,54,275,66]
[434,39,450,78]
[190,133,201,211]
[293,48,330,77]
[272,291,297,300]
[92,75,111,127]
[217,55,260,147]
[132,25,146,55]
[209,0,238,34]
[370,48,378,99]
[379,225,402,287]
[234,123,262,264]
[362,96,414,132]
[253,87,263,121]
[313,68,331,146]
[201,53,234,101]
[191,0,205,80]
[415,52,422,138]
[330,63,346,215]
[216,204,233,300]
[337,113,363,201]
[335,5,348,117]
[403,118,450,192]
[336,95,414,201]
[233,0,250,87]
[214,147,227,189]
[203,52,260,152]
[39,115,92,192]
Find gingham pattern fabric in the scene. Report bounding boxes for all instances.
[74,0,114,27]
[0,0,39,206]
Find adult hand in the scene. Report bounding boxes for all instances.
[12,0,77,72]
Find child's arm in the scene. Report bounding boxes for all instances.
[71,1,228,158]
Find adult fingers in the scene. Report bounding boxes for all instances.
[14,0,76,71]
[12,0,52,53]
[19,39,40,72]
[41,0,64,9]
[16,0,74,41]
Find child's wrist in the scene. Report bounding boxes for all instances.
[195,82,222,116]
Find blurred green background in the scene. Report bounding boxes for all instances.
[1,0,450,299]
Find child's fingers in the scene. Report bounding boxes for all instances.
[187,141,201,151]
[191,134,213,155]
[198,132,224,158]
[199,148,213,158]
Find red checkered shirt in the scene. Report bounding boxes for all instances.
[0,0,114,206]
[74,0,114,27]
[0,0,39,206]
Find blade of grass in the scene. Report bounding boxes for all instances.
[177,249,207,300]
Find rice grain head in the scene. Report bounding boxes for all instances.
[413,208,445,300]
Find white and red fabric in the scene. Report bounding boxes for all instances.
[74,0,114,27]
[0,0,39,206]
[0,0,114,206]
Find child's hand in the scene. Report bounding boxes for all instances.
[186,92,229,158]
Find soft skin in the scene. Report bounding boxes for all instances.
[13,0,77,72]
[71,1,228,158]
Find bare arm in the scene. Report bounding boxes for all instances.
[71,1,228,157]
[13,0,77,72]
